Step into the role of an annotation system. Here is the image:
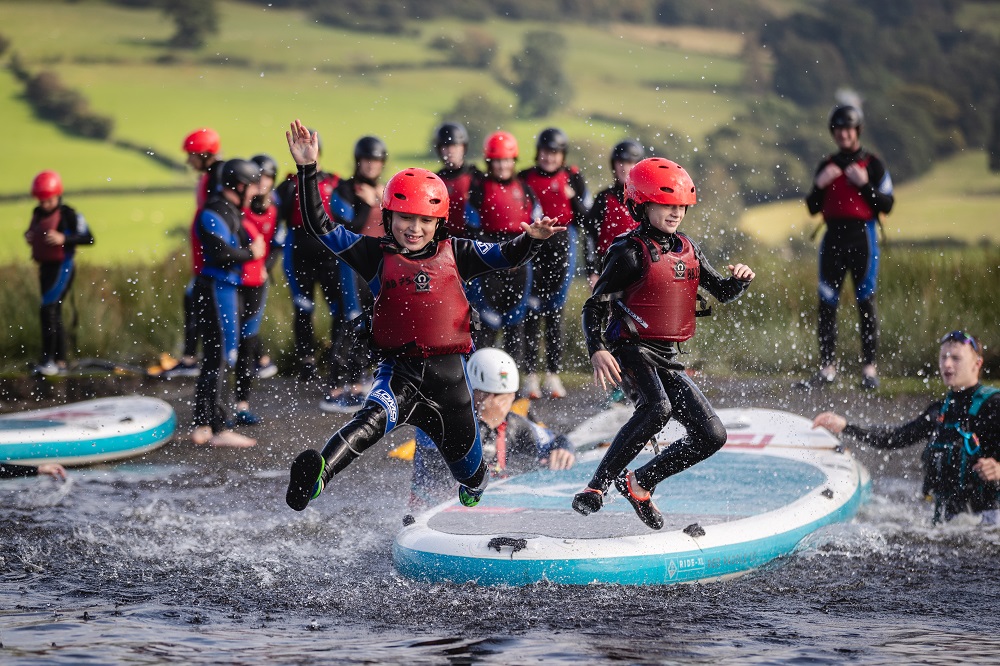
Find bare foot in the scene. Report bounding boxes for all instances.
[207,430,257,448]
[191,426,214,445]
[191,427,256,448]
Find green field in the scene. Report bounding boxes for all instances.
[739,150,1000,246]
[2,0,999,266]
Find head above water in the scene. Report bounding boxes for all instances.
[938,330,984,391]
[466,348,520,394]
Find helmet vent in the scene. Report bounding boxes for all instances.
[429,198,442,205]
[660,187,675,193]
[393,193,407,201]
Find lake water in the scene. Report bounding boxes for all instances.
[3,376,999,664]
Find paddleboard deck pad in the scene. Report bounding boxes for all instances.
[0,396,176,466]
[394,407,870,586]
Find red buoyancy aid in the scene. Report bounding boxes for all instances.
[596,189,637,256]
[821,155,876,221]
[477,179,534,234]
[522,168,575,223]
[287,173,340,228]
[371,239,473,357]
[28,207,66,263]
[620,233,700,342]
[440,169,474,235]
[241,204,278,287]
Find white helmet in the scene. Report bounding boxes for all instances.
[467,348,519,393]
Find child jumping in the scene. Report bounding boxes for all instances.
[283,120,565,512]
[572,157,755,529]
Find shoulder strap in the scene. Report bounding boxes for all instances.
[970,386,1000,417]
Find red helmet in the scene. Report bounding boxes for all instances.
[483,131,518,160]
[31,170,63,199]
[624,157,697,207]
[182,128,221,155]
[382,168,450,219]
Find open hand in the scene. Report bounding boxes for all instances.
[812,411,847,434]
[286,119,319,165]
[591,350,621,391]
[521,216,567,240]
[542,447,575,471]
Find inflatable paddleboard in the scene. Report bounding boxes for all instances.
[0,396,176,466]
[394,407,870,586]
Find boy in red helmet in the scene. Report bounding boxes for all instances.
[572,158,755,529]
[24,170,94,376]
[283,120,565,512]
[464,130,541,370]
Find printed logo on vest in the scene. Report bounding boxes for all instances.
[475,240,493,256]
[674,260,687,280]
[414,270,430,292]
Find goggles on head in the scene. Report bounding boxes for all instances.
[939,330,980,353]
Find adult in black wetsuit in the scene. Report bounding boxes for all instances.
[802,106,894,390]
[0,462,67,481]
[433,121,482,237]
[24,170,95,376]
[282,119,566,513]
[814,331,1000,524]
[572,157,755,530]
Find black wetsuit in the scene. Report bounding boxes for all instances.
[437,163,482,236]
[0,463,43,479]
[805,147,893,367]
[842,384,1000,522]
[581,225,751,494]
[183,161,224,360]
[297,163,543,492]
[26,203,94,365]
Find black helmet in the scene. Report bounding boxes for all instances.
[610,140,645,166]
[829,106,863,134]
[221,159,262,190]
[536,127,569,155]
[250,153,278,178]
[433,122,469,149]
[354,135,388,162]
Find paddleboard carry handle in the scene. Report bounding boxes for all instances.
[487,537,527,557]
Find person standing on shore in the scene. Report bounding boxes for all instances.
[24,170,95,376]
[800,105,894,391]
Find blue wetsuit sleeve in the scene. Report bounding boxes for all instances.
[452,235,542,281]
[197,209,253,269]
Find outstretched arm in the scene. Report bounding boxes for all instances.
[286,119,320,165]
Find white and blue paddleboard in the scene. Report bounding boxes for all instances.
[0,396,176,466]
[394,407,870,586]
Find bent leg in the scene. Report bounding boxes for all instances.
[632,371,727,492]
[585,345,672,493]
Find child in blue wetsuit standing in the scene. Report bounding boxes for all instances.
[573,157,755,529]
[283,120,566,512]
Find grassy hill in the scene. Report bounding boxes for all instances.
[1,0,998,267]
